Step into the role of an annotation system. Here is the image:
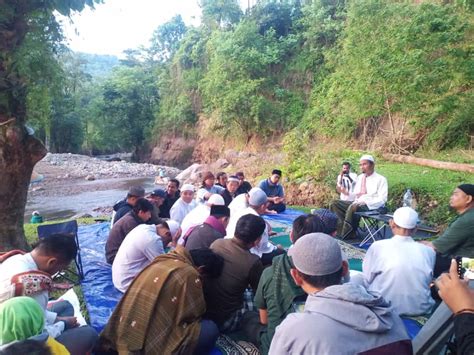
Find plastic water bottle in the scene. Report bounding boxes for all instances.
[403,189,413,208]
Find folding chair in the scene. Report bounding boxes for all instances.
[358,215,387,247]
[37,220,84,283]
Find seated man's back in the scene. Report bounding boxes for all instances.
[270,283,411,355]
[360,207,435,316]
[206,238,263,326]
[112,223,171,292]
[363,236,435,315]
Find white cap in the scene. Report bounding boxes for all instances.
[166,220,181,238]
[360,154,375,163]
[208,194,225,206]
[248,187,268,206]
[393,207,418,229]
[181,184,195,192]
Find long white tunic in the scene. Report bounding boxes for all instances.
[178,204,211,244]
[170,198,197,224]
[361,235,436,316]
[350,171,388,210]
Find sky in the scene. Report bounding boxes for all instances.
[59,0,255,57]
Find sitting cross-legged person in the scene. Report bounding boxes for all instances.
[252,214,338,354]
[269,233,411,355]
[0,235,98,355]
[112,222,175,293]
[258,169,286,213]
[355,207,436,316]
[205,214,266,332]
[100,247,224,355]
[184,205,231,251]
[105,198,153,264]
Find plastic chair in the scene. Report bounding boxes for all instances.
[37,220,84,282]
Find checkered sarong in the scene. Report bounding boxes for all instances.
[220,289,255,332]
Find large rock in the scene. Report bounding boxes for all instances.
[211,158,230,170]
[176,163,208,184]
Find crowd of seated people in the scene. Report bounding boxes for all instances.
[1,159,472,354]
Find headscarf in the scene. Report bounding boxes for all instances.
[0,297,44,345]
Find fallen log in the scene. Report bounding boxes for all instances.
[382,153,474,174]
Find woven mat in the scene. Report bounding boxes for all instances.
[216,334,260,355]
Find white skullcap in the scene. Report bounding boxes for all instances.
[181,184,195,192]
[393,207,418,229]
[249,187,268,206]
[207,194,225,206]
[360,154,375,163]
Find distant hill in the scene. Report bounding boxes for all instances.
[76,52,119,78]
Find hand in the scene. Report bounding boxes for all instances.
[435,259,474,314]
[57,316,79,329]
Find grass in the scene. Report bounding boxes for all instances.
[284,144,472,228]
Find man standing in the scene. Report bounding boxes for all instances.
[221,175,240,206]
[269,233,411,355]
[258,169,286,213]
[101,247,225,354]
[112,222,173,293]
[170,184,197,224]
[159,179,180,219]
[105,198,153,264]
[330,154,388,239]
[205,214,265,332]
[111,186,145,225]
[336,161,357,201]
[236,171,252,195]
[357,207,435,316]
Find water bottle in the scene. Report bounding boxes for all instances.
[403,189,413,208]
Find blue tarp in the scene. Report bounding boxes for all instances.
[262,208,305,225]
[77,211,422,340]
[78,222,122,333]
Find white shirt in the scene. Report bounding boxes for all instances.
[228,193,248,216]
[226,206,275,257]
[112,224,165,293]
[350,171,388,210]
[170,198,197,224]
[178,204,211,245]
[360,235,435,316]
[336,172,357,201]
[0,253,65,338]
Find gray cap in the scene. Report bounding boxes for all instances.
[288,233,342,276]
[128,186,145,197]
[248,187,267,206]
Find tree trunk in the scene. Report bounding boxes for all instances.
[0,0,48,251]
[382,153,474,174]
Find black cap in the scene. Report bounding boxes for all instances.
[210,205,230,217]
[272,169,282,176]
[149,189,166,198]
[458,184,474,197]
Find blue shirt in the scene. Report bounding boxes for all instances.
[259,179,284,198]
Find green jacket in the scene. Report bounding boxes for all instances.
[433,208,474,257]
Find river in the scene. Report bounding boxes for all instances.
[25,177,158,223]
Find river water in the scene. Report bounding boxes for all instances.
[25,177,157,222]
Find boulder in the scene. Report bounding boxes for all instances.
[176,163,207,184]
[85,175,95,181]
[211,158,230,170]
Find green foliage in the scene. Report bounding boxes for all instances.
[309,1,472,148]
[149,15,187,62]
[201,0,243,29]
